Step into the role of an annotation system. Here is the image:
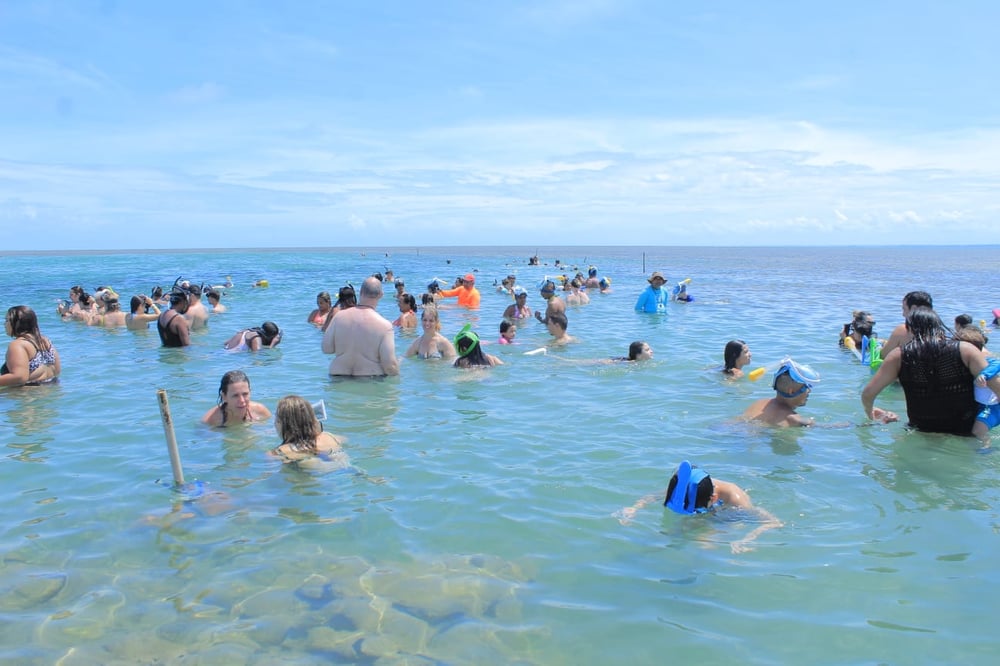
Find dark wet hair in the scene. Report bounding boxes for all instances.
[69,285,85,297]
[954,314,973,329]
[904,306,947,364]
[130,295,145,314]
[251,321,281,346]
[547,312,568,332]
[723,339,746,372]
[904,291,933,310]
[500,321,513,334]
[217,370,251,411]
[453,330,492,367]
[151,286,164,300]
[169,291,188,307]
[206,289,221,302]
[372,272,384,282]
[335,285,356,309]
[78,292,94,307]
[851,311,875,338]
[399,293,416,311]
[421,293,435,305]
[666,469,714,511]
[6,306,51,351]
[627,341,646,361]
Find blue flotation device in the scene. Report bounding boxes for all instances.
[860,335,883,371]
[665,461,710,514]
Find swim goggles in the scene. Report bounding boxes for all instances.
[453,324,480,358]
[665,461,715,515]
[772,357,821,398]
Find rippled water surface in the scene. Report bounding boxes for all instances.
[1,246,999,664]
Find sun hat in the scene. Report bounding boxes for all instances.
[648,271,666,283]
[513,286,527,297]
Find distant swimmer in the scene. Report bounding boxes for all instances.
[223,322,282,351]
[723,340,752,378]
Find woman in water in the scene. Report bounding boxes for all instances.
[453,325,503,368]
[321,285,357,332]
[222,322,282,351]
[393,293,418,329]
[1,305,61,387]
[723,340,752,378]
[307,291,333,328]
[126,294,161,330]
[201,370,272,427]
[616,341,654,362]
[92,292,127,328]
[839,311,876,349]
[269,395,346,463]
[405,305,456,359]
[502,287,532,322]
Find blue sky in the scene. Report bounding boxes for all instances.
[2,1,999,250]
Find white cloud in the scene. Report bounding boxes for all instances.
[166,82,225,105]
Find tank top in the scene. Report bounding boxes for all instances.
[899,339,977,434]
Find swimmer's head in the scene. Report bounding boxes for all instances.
[453,324,481,357]
[850,310,875,338]
[169,291,189,308]
[588,266,598,277]
[463,273,476,285]
[599,277,611,288]
[954,325,988,351]
[513,286,527,298]
[538,279,556,297]
[772,357,820,398]
[218,369,251,405]
[664,461,714,514]
[724,339,747,371]
[259,321,281,346]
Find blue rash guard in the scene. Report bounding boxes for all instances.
[634,285,670,313]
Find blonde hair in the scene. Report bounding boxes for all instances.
[421,305,441,331]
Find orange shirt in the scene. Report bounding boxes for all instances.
[439,286,481,309]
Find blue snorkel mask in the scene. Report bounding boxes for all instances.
[665,461,714,515]
[772,357,821,398]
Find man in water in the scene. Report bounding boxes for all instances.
[742,358,819,427]
[322,277,399,377]
[534,279,566,325]
[157,291,191,347]
[879,290,932,357]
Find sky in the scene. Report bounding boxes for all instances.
[2,1,1000,251]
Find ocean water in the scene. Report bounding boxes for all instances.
[1,245,998,664]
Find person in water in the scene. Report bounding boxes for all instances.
[953,326,999,449]
[503,286,532,322]
[126,294,161,331]
[862,307,1000,434]
[92,291,127,328]
[617,460,782,553]
[405,305,456,359]
[615,341,653,362]
[157,291,191,347]
[269,395,346,464]
[453,325,503,368]
[322,276,399,377]
[201,370,272,427]
[1,305,61,387]
[634,271,671,313]
[839,310,876,349]
[534,279,566,325]
[499,321,516,345]
[880,290,933,357]
[438,273,481,309]
[205,289,226,313]
[742,358,819,427]
[392,293,418,329]
[723,339,752,378]
[545,312,577,346]
[223,322,282,351]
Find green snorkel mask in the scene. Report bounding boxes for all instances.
[454,324,480,358]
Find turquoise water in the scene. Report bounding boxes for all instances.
[1,246,999,664]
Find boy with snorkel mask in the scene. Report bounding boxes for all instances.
[742,358,820,427]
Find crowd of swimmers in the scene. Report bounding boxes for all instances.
[5,266,1000,553]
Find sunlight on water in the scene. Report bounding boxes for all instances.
[1,246,999,663]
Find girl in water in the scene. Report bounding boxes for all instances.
[307,291,333,327]
[723,339,751,378]
[453,325,503,368]
[201,370,272,426]
[405,306,457,359]
[269,395,346,464]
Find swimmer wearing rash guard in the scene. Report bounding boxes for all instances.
[438,273,481,309]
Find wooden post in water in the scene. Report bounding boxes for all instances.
[157,389,186,486]
[642,252,646,275]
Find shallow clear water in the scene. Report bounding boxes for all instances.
[1,246,999,664]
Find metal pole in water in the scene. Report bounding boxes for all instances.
[157,389,186,486]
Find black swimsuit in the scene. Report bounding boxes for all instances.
[157,311,185,347]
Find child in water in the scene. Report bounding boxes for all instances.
[742,357,820,427]
[617,460,782,553]
[953,326,999,450]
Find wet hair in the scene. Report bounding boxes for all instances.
[954,326,988,351]
[316,291,331,305]
[399,293,416,311]
[217,370,251,407]
[500,321,513,335]
[6,306,51,351]
[102,295,121,312]
[570,278,583,289]
[251,321,281,347]
[903,306,948,364]
[130,295,145,314]
[627,341,646,361]
[151,286,164,300]
[335,285,357,309]
[453,334,492,367]
[666,469,714,511]
[169,291,188,308]
[275,395,323,453]
[723,339,746,372]
[372,272,384,282]
[427,281,441,293]
[421,293,435,305]
[547,312,568,332]
[69,285,85,298]
[954,314,973,329]
[904,291,933,310]
[206,289,221,303]
[78,292,95,307]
